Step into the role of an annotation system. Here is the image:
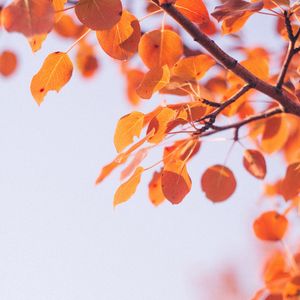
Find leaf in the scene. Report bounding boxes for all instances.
[2,0,54,37]
[260,114,289,154]
[113,166,143,207]
[280,162,300,201]
[30,52,73,105]
[148,170,165,206]
[28,34,47,52]
[125,68,144,105]
[161,160,192,204]
[174,0,209,25]
[51,0,67,22]
[201,165,237,202]
[172,54,215,81]
[95,130,154,184]
[96,10,141,60]
[120,148,148,180]
[253,211,288,241]
[76,41,99,78]
[147,107,176,144]
[136,65,170,99]
[243,149,267,179]
[75,0,122,30]
[211,0,264,34]
[138,29,183,69]
[0,50,18,77]
[54,14,84,38]
[114,111,144,153]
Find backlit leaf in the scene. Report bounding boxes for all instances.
[114,111,144,153]
[172,54,215,81]
[174,0,209,25]
[138,29,183,69]
[280,162,300,201]
[243,149,267,179]
[30,52,73,105]
[253,211,288,241]
[162,160,192,204]
[136,65,170,99]
[148,170,165,206]
[96,10,140,60]
[75,0,122,30]
[114,166,143,207]
[201,165,236,202]
[2,0,54,37]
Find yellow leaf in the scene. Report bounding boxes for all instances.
[114,166,144,207]
[30,52,73,105]
[114,111,144,153]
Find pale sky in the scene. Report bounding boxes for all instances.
[0,3,294,300]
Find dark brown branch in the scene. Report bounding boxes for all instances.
[151,1,300,117]
[197,107,284,139]
[276,12,298,89]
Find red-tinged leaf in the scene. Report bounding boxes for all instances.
[96,10,140,60]
[120,148,148,180]
[2,0,54,37]
[95,130,154,184]
[114,111,144,153]
[0,50,17,77]
[76,41,99,78]
[148,170,165,206]
[172,54,215,81]
[260,114,289,154]
[125,68,144,105]
[113,166,143,207]
[75,0,122,30]
[280,162,300,201]
[174,0,209,25]
[253,211,288,241]
[201,165,237,202]
[30,52,73,105]
[243,149,267,179]
[138,29,183,69]
[161,160,192,204]
[211,0,264,34]
[264,294,283,300]
[136,65,170,99]
[147,107,176,144]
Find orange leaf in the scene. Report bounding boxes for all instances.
[148,170,165,206]
[201,165,237,202]
[136,65,170,99]
[138,29,183,69]
[125,68,144,105]
[161,160,192,204]
[28,34,47,52]
[0,50,17,77]
[114,111,144,152]
[280,162,300,201]
[243,149,267,179]
[30,52,73,105]
[147,107,176,144]
[172,54,215,81]
[253,211,288,241]
[54,14,84,39]
[113,166,143,207]
[2,0,54,37]
[211,0,263,34]
[96,10,140,60]
[260,114,288,154]
[174,0,209,25]
[75,0,122,30]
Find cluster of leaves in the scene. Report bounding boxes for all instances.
[1,0,300,298]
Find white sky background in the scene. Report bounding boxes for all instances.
[0,2,296,299]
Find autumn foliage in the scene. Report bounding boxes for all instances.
[1,0,300,298]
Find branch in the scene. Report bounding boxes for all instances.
[197,107,284,139]
[151,1,300,117]
[276,11,299,89]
